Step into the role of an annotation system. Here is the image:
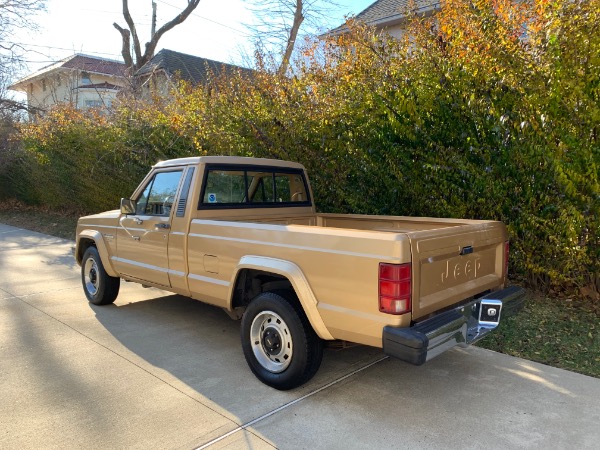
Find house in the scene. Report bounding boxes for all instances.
[9,50,251,116]
[135,49,252,97]
[329,0,440,39]
[9,54,127,115]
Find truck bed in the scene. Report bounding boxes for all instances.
[218,212,482,231]
[192,211,506,329]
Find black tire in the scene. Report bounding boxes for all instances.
[81,246,120,305]
[241,290,323,390]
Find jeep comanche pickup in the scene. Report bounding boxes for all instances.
[75,156,524,389]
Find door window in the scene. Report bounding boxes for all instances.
[136,170,183,216]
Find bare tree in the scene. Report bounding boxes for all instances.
[113,0,201,74]
[0,0,46,115]
[248,0,338,75]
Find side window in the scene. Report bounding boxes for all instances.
[203,170,246,204]
[135,170,183,216]
[247,171,274,203]
[274,174,292,202]
[273,173,307,202]
[200,166,310,208]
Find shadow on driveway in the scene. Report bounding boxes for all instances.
[89,293,384,426]
[87,291,600,449]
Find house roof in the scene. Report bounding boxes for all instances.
[329,0,440,35]
[61,55,127,77]
[9,54,127,91]
[135,49,251,85]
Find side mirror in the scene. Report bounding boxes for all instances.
[120,198,137,215]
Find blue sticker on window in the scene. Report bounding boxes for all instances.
[207,193,217,203]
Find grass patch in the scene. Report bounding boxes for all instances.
[1,203,599,378]
[478,293,600,378]
[0,200,80,241]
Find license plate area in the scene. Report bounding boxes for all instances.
[479,299,502,326]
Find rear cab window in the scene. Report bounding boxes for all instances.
[199,165,311,209]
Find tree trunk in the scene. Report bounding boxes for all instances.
[278,0,304,75]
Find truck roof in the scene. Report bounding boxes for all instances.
[153,156,306,170]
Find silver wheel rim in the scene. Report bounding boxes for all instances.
[84,257,99,296]
[250,310,293,373]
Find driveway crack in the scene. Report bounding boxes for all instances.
[194,356,389,449]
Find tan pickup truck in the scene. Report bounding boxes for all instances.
[75,156,524,389]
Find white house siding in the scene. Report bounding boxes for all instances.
[24,72,124,111]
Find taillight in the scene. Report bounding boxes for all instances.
[504,241,510,276]
[379,263,412,315]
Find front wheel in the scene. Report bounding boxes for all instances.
[241,291,323,390]
[81,246,120,305]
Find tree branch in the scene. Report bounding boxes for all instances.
[278,0,304,75]
[113,23,134,71]
[142,0,201,67]
[113,0,201,74]
[121,0,142,65]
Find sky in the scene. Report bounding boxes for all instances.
[12,0,375,81]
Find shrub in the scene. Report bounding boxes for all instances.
[11,0,599,299]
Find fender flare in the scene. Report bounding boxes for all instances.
[232,255,334,340]
[76,230,119,277]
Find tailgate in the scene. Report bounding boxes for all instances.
[407,222,507,320]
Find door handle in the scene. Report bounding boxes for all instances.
[155,223,170,230]
[133,218,143,225]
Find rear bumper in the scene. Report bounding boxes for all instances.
[382,285,526,365]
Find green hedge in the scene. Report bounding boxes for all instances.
[6,0,599,298]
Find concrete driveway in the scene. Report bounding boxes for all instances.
[1,223,599,449]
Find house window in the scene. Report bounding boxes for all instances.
[85,100,103,108]
[81,72,92,85]
[42,80,46,91]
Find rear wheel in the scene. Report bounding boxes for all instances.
[241,290,323,390]
[81,246,120,305]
